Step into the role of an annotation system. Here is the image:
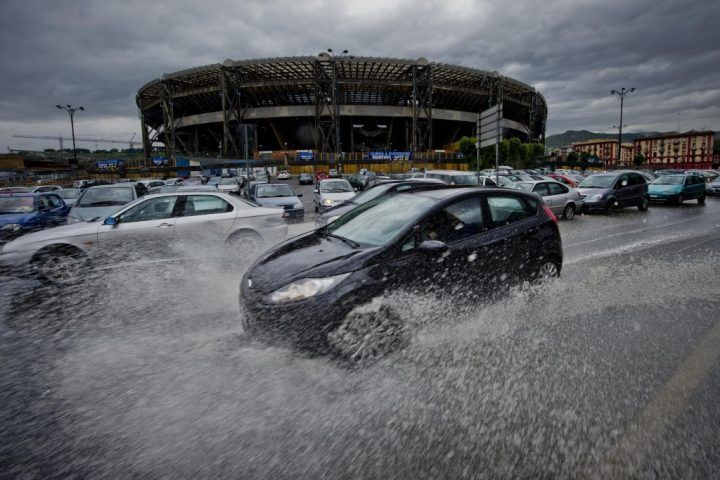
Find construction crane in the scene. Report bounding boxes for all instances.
[12,133,142,150]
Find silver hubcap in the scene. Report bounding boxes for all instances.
[40,254,83,283]
[232,234,261,254]
[328,306,404,361]
[537,261,559,281]
[564,206,575,220]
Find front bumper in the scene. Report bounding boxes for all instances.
[284,208,304,222]
[649,193,680,203]
[706,186,720,195]
[581,199,609,212]
[0,248,35,277]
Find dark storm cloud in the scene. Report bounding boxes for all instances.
[1,0,718,150]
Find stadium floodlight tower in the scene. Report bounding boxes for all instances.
[55,104,85,165]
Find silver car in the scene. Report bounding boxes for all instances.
[0,192,287,284]
[69,183,145,221]
[516,180,584,220]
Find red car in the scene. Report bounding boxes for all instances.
[547,174,578,188]
[315,171,329,182]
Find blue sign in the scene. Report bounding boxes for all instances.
[152,156,168,166]
[368,151,411,161]
[95,159,125,170]
[298,151,314,161]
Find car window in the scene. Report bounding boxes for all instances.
[533,183,550,196]
[119,196,178,223]
[618,174,630,187]
[182,195,233,216]
[46,195,64,208]
[420,197,485,244]
[547,182,568,195]
[486,195,534,227]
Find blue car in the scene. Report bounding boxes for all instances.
[648,174,706,205]
[0,193,70,243]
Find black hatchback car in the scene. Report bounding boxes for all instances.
[576,170,650,213]
[240,188,562,360]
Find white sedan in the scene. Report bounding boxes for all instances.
[313,179,356,212]
[0,192,287,284]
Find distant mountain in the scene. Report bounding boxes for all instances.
[545,130,665,149]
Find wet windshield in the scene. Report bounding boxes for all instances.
[0,196,35,213]
[348,183,396,204]
[256,184,295,198]
[58,189,81,199]
[579,175,615,188]
[320,180,353,193]
[652,175,684,185]
[326,194,437,246]
[77,187,134,207]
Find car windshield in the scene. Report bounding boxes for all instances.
[58,189,81,199]
[348,183,396,204]
[320,180,352,193]
[326,194,437,246]
[579,175,616,188]
[452,175,480,185]
[515,182,534,191]
[219,178,237,185]
[256,184,295,198]
[77,187,134,207]
[652,175,684,185]
[0,196,35,213]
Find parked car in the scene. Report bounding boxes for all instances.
[328,169,340,178]
[277,170,291,180]
[515,180,584,220]
[313,179,355,212]
[546,174,578,188]
[240,187,562,360]
[56,188,82,207]
[182,176,205,186]
[0,187,31,193]
[217,177,242,194]
[69,183,147,221]
[315,171,329,182]
[0,192,287,284]
[28,185,63,193]
[137,179,165,189]
[298,173,314,185]
[707,177,720,196]
[0,193,70,243]
[164,178,184,186]
[424,170,484,185]
[314,179,446,227]
[247,183,304,222]
[648,174,706,205]
[577,171,649,214]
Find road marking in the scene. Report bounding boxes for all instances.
[589,319,720,477]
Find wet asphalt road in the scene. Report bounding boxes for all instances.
[1,194,720,479]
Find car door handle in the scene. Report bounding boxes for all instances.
[156,223,173,228]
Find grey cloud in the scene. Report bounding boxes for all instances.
[1,0,718,151]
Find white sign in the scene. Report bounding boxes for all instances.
[479,104,503,148]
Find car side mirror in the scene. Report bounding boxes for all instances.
[620,180,628,187]
[418,240,447,252]
[103,216,119,226]
[297,193,303,197]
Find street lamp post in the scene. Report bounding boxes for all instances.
[326,48,352,166]
[55,104,84,165]
[610,87,635,167]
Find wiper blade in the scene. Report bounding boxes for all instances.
[324,232,360,248]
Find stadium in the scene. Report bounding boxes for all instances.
[136,53,547,164]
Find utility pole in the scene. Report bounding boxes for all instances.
[56,104,84,165]
[610,88,635,168]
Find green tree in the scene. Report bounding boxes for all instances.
[567,151,579,163]
[508,138,522,168]
[634,153,646,167]
[458,136,478,169]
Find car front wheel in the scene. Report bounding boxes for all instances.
[562,204,576,220]
[33,248,89,285]
[327,302,406,362]
[699,195,706,205]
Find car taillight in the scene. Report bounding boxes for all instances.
[542,204,557,224]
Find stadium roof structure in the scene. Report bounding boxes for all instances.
[137,55,547,160]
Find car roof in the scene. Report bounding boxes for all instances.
[0,193,40,197]
[412,187,521,199]
[319,178,349,183]
[85,183,135,189]
[425,169,474,175]
[516,179,566,186]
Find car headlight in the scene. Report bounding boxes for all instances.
[268,272,351,303]
[293,201,303,209]
[587,193,603,201]
[322,198,334,206]
[1,223,21,231]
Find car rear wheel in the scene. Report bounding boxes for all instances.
[227,230,262,256]
[676,194,684,206]
[535,260,560,283]
[638,196,650,211]
[562,204,576,220]
[698,195,706,205]
[33,249,89,285]
[327,302,406,362]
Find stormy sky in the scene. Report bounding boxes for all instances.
[1,0,718,152]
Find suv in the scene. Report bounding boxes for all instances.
[577,171,649,214]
